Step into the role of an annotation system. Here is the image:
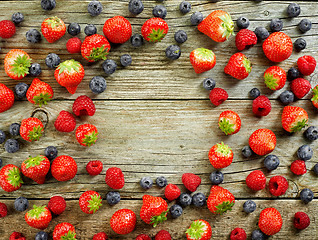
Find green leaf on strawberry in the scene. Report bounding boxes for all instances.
[150,210,168,228]
[215,201,234,214]
[87,46,109,61]
[45,16,63,28]
[28,205,46,218]
[219,119,235,135]
[219,14,234,40]
[33,93,52,107]
[148,28,166,42]
[61,231,77,240]
[58,59,81,75]
[216,142,231,156]
[7,166,24,187]
[243,56,251,74]
[291,119,308,133]
[11,54,31,78]
[87,194,102,213]
[264,73,279,90]
[24,155,46,169]
[185,221,205,239]
[82,131,98,147]
[28,126,44,141]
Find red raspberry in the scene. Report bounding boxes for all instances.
[209,88,228,106]
[136,234,151,240]
[105,167,125,189]
[0,20,16,38]
[164,184,181,201]
[48,196,67,215]
[268,175,288,196]
[182,173,201,192]
[246,170,266,191]
[252,95,271,117]
[297,55,316,76]
[290,160,307,175]
[93,232,108,240]
[235,29,257,51]
[230,228,247,240]
[86,160,103,176]
[291,78,311,99]
[54,110,76,132]
[0,202,8,218]
[9,232,26,240]
[66,37,82,54]
[294,212,310,230]
[155,230,171,240]
[72,95,96,116]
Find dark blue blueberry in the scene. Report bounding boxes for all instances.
[313,163,318,175]
[89,76,107,94]
[45,53,60,68]
[84,24,97,36]
[174,30,188,44]
[106,191,121,205]
[4,139,19,153]
[9,123,20,136]
[153,5,167,19]
[304,126,318,141]
[140,177,153,189]
[87,1,103,16]
[169,204,183,218]
[120,54,132,67]
[287,67,300,81]
[41,0,56,10]
[242,146,253,158]
[130,34,144,47]
[270,18,283,32]
[299,19,312,33]
[203,78,216,91]
[128,0,144,15]
[179,1,191,14]
[209,171,224,185]
[236,16,250,29]
[192,192,206,207]
[29,63,42,77]
[243,200,256,213]
[264,154,280,171]
[300,188,314,203]
[294,38,307,52]
[190,12,203,25]
[178,193,192,207]
[254,27,269,41]
[0,158,2,169]
[35,231,48,240]
[14,197,29,211]
[155,176,167,188]
[44,146,58,161]
[165,45,181,60]
[251,229,266,240]
[26,29,41,43]
[67,23,81,36]
[12,12,24,24]
[297,145,313,161]
[279,90,294,105]
[287,3,301,17]
[102,59,117,75]
[0,130,6,144]
[14,83,29,98]
[249,88,260,99]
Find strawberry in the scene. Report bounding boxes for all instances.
[182,173,201,192]
[282,106,308,133]
[263,32,293,62]
[207,185,235,214]
[54,110,76,132]
[0,164,23,192]
[311,85,318,109]
[249,128,276,155]
[41,16,66,43]
[51,155,77,182]
[245,170,266,191]
[103,16,132,44]
[26,78,54,107]
[140,195,168,227]
[20,117,44,142]
[141,18,169,42]
[93,232,108,240]
[110,209,137,234]
[25,205,52,230]
[81,34,111,62]
[291,78,311,99]
[54,59,85,94]
[264,66,286,90]
[0,20,16,38]
[186,219,212,240]
[189,48,216,74]
[218,110,241,135]
[21,155,50,184]
[105,167,125,189]
[0,83,15,113]
[79,190,102,214]
[224,53,251,80]
[258,208,283,235]
[164,184,181,201]
[4,49,31,80]
[208,142,233,169]
[198,10,234,42]
[75,124,98,147]
[53,222,76,240]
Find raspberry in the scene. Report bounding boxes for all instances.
[209,88,228,106]
[291,78,311,99]
[105,167,125,189]
[0,202,8,218]
[9,232,26,240]
[48,196,67,215]
[268,175,289,196]
[235,29,257,51]
[72,95,96,116]
[297,55,316,76]
[294,212,310,230]
[252,95,271,116]
[0,20,16,38]
[155,230,171,240]
[245,170,266,191]
[136,234,151,240]
[66,37,82,54]
[86,160,103,176]
[93,232,108,240]
[164,184,181,201]
[54,110,76,132]
[230,228,247,240]
[290,160,307,175]
[182,173,201,192]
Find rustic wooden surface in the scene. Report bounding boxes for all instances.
[0,0,318,239]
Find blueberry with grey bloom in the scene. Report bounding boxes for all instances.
[270,18,283,32]
[287,67,300,81]
[45,53,60,68]
[169,204,183,218]
[287,3,301,17]
[297,145,313,161]
[236,16,250,29]
[165,45,181,60]
[140,177,153,189]
[0,130,5,144]
[254,27,269,41]
[179,1,191,14]
[67,23,81,36]
[12,12,24,24]
[15,83,29,98]
[26,29,42,43]
[120,54,132,67]
[243,200,256,213]
[84,24,97,36]
[242,146,253,158]
[304,126,318,141]
[209,171,224,185]
[153,5,167,19]
[41,0,56,10]
[130,34,144,47]
[9,123,20,136]
[264,154,280,171]
[14,197,29,211]
[300,188,314,203]
[156,176,167,188]
[192,192,206,207]
[4,139,19,153]
[0,158,2,169]
[178,193,192,207]
[298,19,312,33]
[106,191,121,205]
[313,163,318,175]
[249,88,260,99]
[174,30,188,44]
[202,78,216,91]
[251,230,266,240]
[89,76,107,94]
[102,59,117,75]
[35,231,48,240]
[128,0,144,15]
[87,1,103,16]
[29,63,42,77]
[44,146,58,161]
[294,38,307,52]
[190,12,203,25]
[279,90,294,105]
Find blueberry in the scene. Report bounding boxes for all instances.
[120,54,132,67]
[313,163,318,175]
[26,29,41,43]
[35,231,48,240]
[270,18,283,32]
[249,88,260,99]
[89,76,107,94]
[155,176,167,188]
[264,154,280,171]
[14,197,29,211]
[128,0,144,15]
[44,146,58,161]
[242,146,253,158]
[130,34,144,47]
[84,24,97,36]
[87,1,103,16]
[294,38,307,52]
[106,191,121,205]
[67,23,81,36]
[202,78,216,91]
[45,53,60,68]
[14,83,29,98]
[254,27,269,41]
[287,67,300,81]
[41,0,56,10]
[300,188,314,203]
[251,229,266,240]
[140,177,153,189]
[12,12,24,24]
[209,171,224,185]
[178,193,192,207]
[169,204,183,218]
[299,19,312,33]
[192,192,206,207]
[236,16,250,29]
[4,139,19,153]
[0,158,2,169]
[153,5,167,19]
[102,59,117,75]
[165,45,181,60]
[174,30,187,44]
[29,63,42,77]
[9,123,20,136]
[287,3,301,18]
[243,200,256,213]
[190,12,203,25]
[279,90,294,105]
[0,130,5,144]
[304,126,318,141]
[179,1,191,14]
[297,145,313,161]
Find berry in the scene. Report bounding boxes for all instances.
[26,29,41,43]
[174,30,188,44]
[140,177,153,189]
[249,128,276,155]
[153,5,167,19]
[304,126,318,141]
[140,195,168,227]
[141,18,169,42]
[192,193,206,207]
[269,175,289,196]
[186,219,212,240]
[264,154,280,171]
[14,83,28,99]
[207,185,235,214]
[5,139,19,153]
[75,124,98,147]
[230,228,247,240]
[170,204,183,218]
[29,63,42,76]
[44,146,58,161]
[190,12,203,25]
[236,16,249,29]
[86,160,103,176]
[103,16,132,44]
[209,142,233,169]
[281,106,308,132]
[254,27,269,41]
[9,123,20,136]
[251,230,266,240]
[51,155,77,182]
[102,59,117,75]
[179,1,191,14]
[287,3,301,17]
[297,144,313,161]
[209,88,228,106]
[41,16,66,43]
[0,20,16,38]
[0,158,2,168]
[155,230,171,240]
[12,12,24,24]
[300,188,314,203]
[26,78,54,107]
[84,24,97,36]
[89,76,107,94]
[202,78,215,90]
[246,170,266,191]
[243,200,256,213]
[0,130,5,144]
[130,33,144,47]
[279,90,294,105]
[294,212,310,230]
[258,208,282,235]
[242,146,253,158]
[224,52,251,80]
[312,85,318,109]
[66,37,82,54]
[105,167,125,189]
[164,45,181,60]
[110,209,137,234]
[249,88,260,99]
[79,190,102,214]
[294,38,306,51]
[297,55,316,76]
[53,222,76,240]
[14,197,29,212]
[219,110,241,135]
[235,29,257,51]
[136,234,151,240]
[106,191,121,205]
[178,193,192,207]
[291,160,307,175]
[291,78,311,99]
[4,49,31,80]
[252,95,271,117]
[209,171,224,185]
[264,66,286,91]
[0,202,8,218]
[190,48,216,74]
[165,184,181,201]
[21,155,50,184]
[35,231,48,240]
[25,205,52,230]
[48,196,66,215]
[263,32,293,62]
[287,67,300,81]
[41,0,56,10]
[120,54,132,67]
[45,53,60,68]
[128,0,144,15]
[88,1,103,16]
[298,19,312,33]
[270,18,283,32]
[72,95,96,116]
[93,232,108,240]
[54,110,76,132]
[156,176,167,188]
[67,22,81,36]
[10,232,26,240]
[182,173,201,192]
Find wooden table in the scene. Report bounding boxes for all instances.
[1,0,317,239]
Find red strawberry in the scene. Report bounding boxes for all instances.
[186,219,212,240]
[297,55,316,76]
[66,37,82,54]
[245,170,266,191]
[81,34,111,62]
[103,16,132,44]
[264,66,286,90]
[141,18,169,42]
[9,232,26,240]
[263,32,293,62]
[268,176,288,196]
[79,190,102,214]
[93,232,108,240]
[182,173,201,192]
[72,95,96,116]
[53,222,76,240]
[190,48,216,74]
[281,106,308,133]
[4,49,31,80]
[86,160,103,176]
[0,83,15,113]
[21,155,50,184]
[110,209,137,234]
[249,128,276,155]
[20,117,44,142]
[54,110,76,132]
[207,185,235,214]
[25,205,52,230]
[51,155,77,182]
[75,124,98,147]
[164,183,181,201]
[0,202,8,218]
[105,167,125,189]
[230,228,246,240]
[311,85,318,109]
[198,10,234,42]
[290,78,311,99]
[26,78,54,107]
[258,208,283,235]
[235,29,257,51]
[0,164,23,192]
[294,212,310,230]
[41,16,66,43]
[48,196,66,215]
[224,53,251,80]
[54,59,85,94]
[140,195,168,227]
[155,230,171,240]
[209,88,228,106]
[252,95,271,117]
[0,20,16,38]
[218,110,241,135]
[208,142,233,169]
[290,160,307,175]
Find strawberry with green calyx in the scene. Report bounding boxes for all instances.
[75,124,98,147]
[26,78,54,107]
[207,185,235,214]
[186,219,212,240]
[41,16,66,43]
[79,190,102,214]
[140,195,168,227]
[311,85,318,109]
[190,48,216,74]
[218,110,241,135]
[4,49,31,80]
[20,117,44,142]
[281,106,308,133]
[81,34,110,62]
[25,205,52,230]
[53,222,76,240]
[208,142,233,169]
[0,83,15,113]
[21,155,50,184]
[264,66,286,90]
[141,18,169,42]
[224,52,251,80]
[0,164,23,192]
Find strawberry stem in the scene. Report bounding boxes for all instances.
[219,14,234,40]
[45,16,63,28]
[215,201,234,214]
[11,54,31,78]
[33,93,52,107]
[27,205,46,219]
[61,231,77,240]
[87,194,102,213]
[82,131,98,147]
[150,211,168,227]
[7,167,23,187]
[291,119,308,132]
[219,119,235,135]
[215,142,231,156]
[58,59,81,75]
[25,155,46,169]
[87,46,109,61]
[264,73,279,90]
[28,126,44,142]
[185,221,205,239]
[148,28,166,42]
